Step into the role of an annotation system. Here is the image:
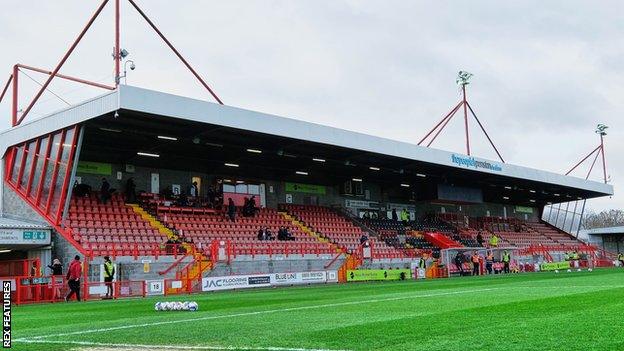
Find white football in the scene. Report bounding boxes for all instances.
[554,270,559,274]
[567,269,572,273]
[588,268,593,272]
[577,268,582,272]
[188,301,199,311]
[154,302,162,311]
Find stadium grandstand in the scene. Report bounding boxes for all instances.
[0,82,616,303]
[0,0,617,309]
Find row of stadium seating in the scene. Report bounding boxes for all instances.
[283,205,406,258]
[64,191,585,259]
[66,193,169,255]
[160,208,317,243]
[440,214,584,248]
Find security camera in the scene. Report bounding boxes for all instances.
[114,111,119,118]
[130,63,136,71]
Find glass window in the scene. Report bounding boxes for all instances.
[49,164,67,220]
[223,184,235,193]
[20,141,37,189]
[248,184,260,195]
[235,184,248,194]
[10,145,24,184]
[29,136,48,199]
[59,128,75,166]
[41,133,63,207]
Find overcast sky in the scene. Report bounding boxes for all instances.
[0,0,621,212]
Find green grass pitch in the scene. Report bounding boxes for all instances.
[11,268,624,351]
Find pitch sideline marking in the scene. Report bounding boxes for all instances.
[17,339,351,351]
[18,287,498,342]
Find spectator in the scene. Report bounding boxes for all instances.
[257,227,266,241]
[30,262,38,277]
[454,252,465,276]
[125,177,136,203]
[227,198,236,222]
[286,227,295,241]
[189,181,198,198]
[618,252,624,267]
[476,232,484,247]
[249,196,257,216]
[100,178,111,204]
[502,250,511,273]
[277,226,287,241]
[360,234,369,247]
[65,255,82,302]
[485,251,494,274]
[47,258,63,299]
[471,251,480,276]
[392,209,398,221]
[243,197,251,217]
[489,233,499,247]
[418,256,426,270]
[207,186,216,207]
[265,227,274,240]
[73,181,91,198]
[103,256,115,299]
[47,258,62,276]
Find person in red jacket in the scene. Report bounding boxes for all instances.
[65,255,82,302]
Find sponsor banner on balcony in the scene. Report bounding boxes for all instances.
[346,269,412,282]
[515,206,534,214]
[77,161,112,175]
[285,182,326,195]
[271,271,327,285]
[540,261,571,271]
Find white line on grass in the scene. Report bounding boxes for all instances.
[17,339,351,351]
[19,287,498,342]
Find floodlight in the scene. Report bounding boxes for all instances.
[456,71,473,86]
[595,124,608,136]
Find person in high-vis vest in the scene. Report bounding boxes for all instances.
[489,234,499,248]
[572,251,580,268]
[103,256,115,299]
[502,250,511,274]
[400,209,409,222]
[618,253,624,267]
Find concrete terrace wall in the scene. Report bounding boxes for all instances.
[1,182,48,224]
[209,256,344,277]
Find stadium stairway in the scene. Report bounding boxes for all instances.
[129,204,213,286]
[278,211,339,249]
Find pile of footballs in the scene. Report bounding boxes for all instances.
[154,301,199,311]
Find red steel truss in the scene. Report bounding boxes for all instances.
[1,0,223,127]
[418,76,505,163]
[4,125,85,254]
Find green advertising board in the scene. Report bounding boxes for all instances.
[347,269,411,282]
[540,261,570,271]
[515,206,534,214]
[77,161,112,175]
[285,182,326,195]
